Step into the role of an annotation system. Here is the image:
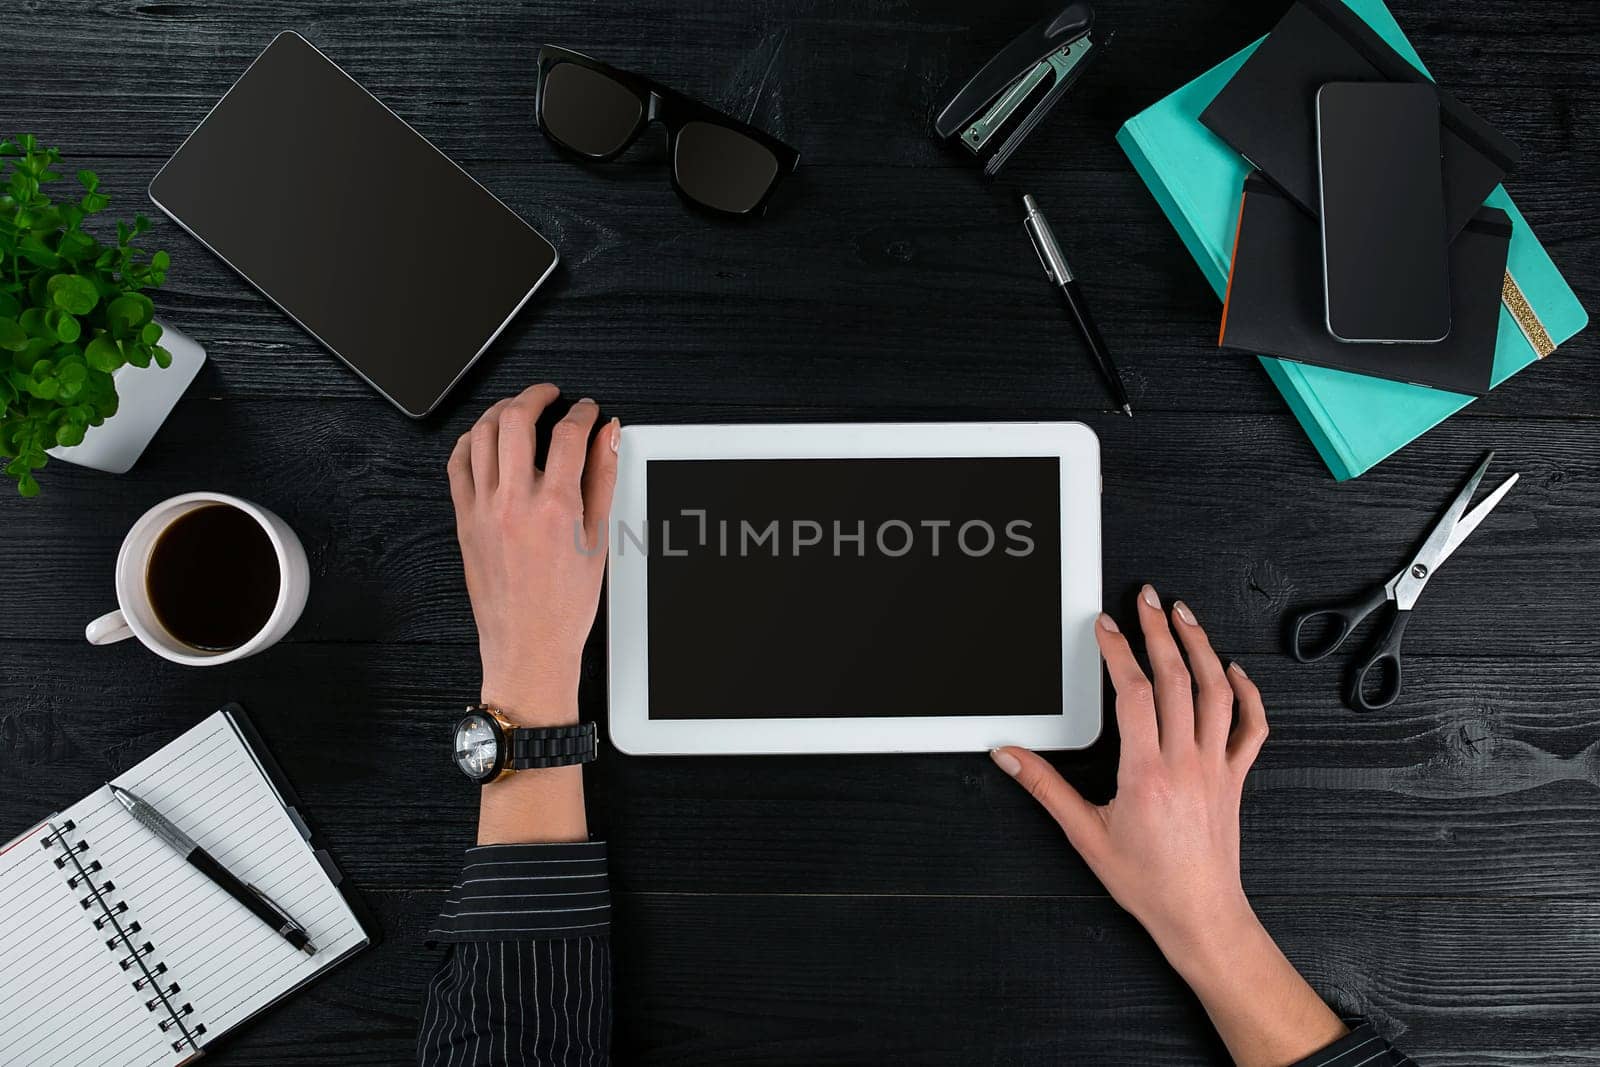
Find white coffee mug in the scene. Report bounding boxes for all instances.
[85,492,310,665]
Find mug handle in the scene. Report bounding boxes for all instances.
[86,610,134,645]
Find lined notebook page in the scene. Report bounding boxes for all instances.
[0,820,182,1067]
[61,711,367,1051]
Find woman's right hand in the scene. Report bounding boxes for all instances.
[992,585,1347,1067]
[991,584,1267,960]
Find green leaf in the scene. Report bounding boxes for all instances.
[25,376,58,400]
[141,321,163,346]
[17,235,59,269]
[125,343,151,369]
[76,169,98,193]
[80,191,109,213]
[85,334,123,373]
[45,309,80,343]
[106,292,153,334]
[0,291,18,318]
[152,344,172,370]
[54,421,85,447]
[0,317,25,351]
[151,250,170,271]
[47,273,98,315]
[17,472,39,497]
[56,229,95,262]
[56,359,87,386]
[19,308,50,338]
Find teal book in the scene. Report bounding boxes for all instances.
[1116,0,1588,479]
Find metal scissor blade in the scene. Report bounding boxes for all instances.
[1387,452,1503,609]
[1438,473,1518,565]
[1410,452,1495,571]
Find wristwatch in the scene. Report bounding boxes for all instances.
[451,705,598,784]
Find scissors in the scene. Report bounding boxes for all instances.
[1290,452,1518,711]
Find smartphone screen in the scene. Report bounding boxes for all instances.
[1316,82,1451,344]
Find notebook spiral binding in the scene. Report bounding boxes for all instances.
[43,818,209,1055]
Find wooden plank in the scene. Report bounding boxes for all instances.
[5,0,1599,1061]
[3,644,1597,897]
[6,0,1597,170]
[0,399,1591,651]
[198,888,1600,1065]
[4,154,1593,413]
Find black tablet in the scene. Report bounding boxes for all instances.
[150,32,558,416]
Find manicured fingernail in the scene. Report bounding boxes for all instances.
[578,397,596,405]
[1141,584,1160,609]
[1174,600,1197,626]
[1098,612,1119,633]
[609,418,620,452]
[990,748,1022,777]
[1229,661,1248,678]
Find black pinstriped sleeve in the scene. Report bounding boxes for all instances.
[1291,1021,1419,1067]
[418,842,611,1066]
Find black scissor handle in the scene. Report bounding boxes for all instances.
[1289,584,1390,663]
[1345,609,1411,711]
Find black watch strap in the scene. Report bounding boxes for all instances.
[505,721,598,769]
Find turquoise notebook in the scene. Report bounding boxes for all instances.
[1116,0,1588,479]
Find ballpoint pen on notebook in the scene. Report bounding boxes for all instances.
[110,784,317,956]
[1022,193,1134,416]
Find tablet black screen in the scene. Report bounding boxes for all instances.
[148,33,557,416]
[643,458,1063,719]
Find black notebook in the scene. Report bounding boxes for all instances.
[1220,176,1512,395]
[1199,0,1518,238]
[0,706,370,1065]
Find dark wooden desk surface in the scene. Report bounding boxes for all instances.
[5,1,1598,1063]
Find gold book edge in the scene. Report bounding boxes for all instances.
[1503,270,1556,359]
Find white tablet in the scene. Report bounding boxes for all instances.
[606,423,1102,755]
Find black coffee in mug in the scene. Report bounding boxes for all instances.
[146,503,281,651]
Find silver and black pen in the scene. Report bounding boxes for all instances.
[1022,193,1134,417]
[110,784,316,956]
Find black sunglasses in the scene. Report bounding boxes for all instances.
[535,46,800,217]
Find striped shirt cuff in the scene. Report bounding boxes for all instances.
[1289,1021,1417,1067]
[428,841,611,944]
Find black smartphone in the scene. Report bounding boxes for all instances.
[1316,82,1451,344]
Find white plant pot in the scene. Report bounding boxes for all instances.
[46,319,205,475]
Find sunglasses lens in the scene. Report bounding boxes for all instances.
[540,62,643,157]
[673,121,781,214]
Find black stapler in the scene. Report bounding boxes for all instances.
[934,3,1109,179]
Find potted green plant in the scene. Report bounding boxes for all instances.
[0,134,205,497]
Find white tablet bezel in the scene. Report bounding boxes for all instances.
[606,422,1102,755]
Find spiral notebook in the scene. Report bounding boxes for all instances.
[0,706,370,1066]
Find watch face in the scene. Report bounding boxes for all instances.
[453,712,503,781]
